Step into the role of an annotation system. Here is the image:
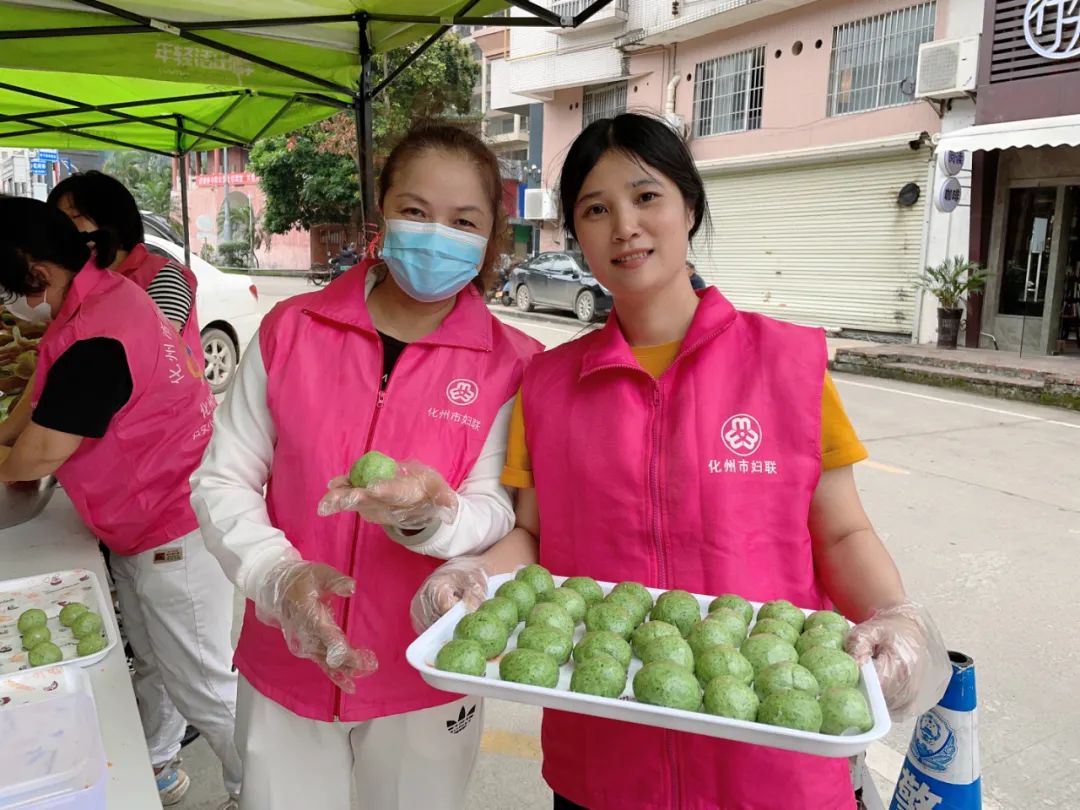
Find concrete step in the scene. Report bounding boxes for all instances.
[832,348,1048,382]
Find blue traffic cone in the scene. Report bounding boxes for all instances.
[889,651,980,810]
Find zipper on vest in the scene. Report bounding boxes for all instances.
[334,377,388,719]
[649,384,667,589]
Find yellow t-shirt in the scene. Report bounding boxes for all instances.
[501,340,866,489]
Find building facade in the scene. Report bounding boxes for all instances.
[491,0,962,336]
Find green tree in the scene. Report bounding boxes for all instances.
[102,151,172,216]
[248,33,480,235]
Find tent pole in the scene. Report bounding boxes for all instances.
[356,15,374,243]
[176,116,191,267]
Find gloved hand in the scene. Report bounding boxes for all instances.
[317,460,459,531]
[254,552,378,692]
[409,556,489,634]
[846,601,951,721]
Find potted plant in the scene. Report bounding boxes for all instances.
[917,256,987,349]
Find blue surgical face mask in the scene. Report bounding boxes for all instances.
[381,219,488,303]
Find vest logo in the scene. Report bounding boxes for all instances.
[910,709,957,773]
[446,378,479,406]
[446,704,477,734]
[721,413,763,457]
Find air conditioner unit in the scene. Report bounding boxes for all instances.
[524,188,557,221]
[915,36,979,100]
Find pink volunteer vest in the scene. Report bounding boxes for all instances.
[234,261,542,722]
[115,243,204,366]
[31,263,216,556]
[523,288,854,810]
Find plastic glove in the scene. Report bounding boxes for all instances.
[253,552,378,692]
[317,460,459,531]
[845,601,951,721]
[409,555,489,634]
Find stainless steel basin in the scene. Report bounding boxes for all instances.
[0,476,56,530]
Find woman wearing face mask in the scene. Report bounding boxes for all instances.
[190,123,542,810]
[412,114,951,809]
[0,197,241,808]
[0,172,201,446]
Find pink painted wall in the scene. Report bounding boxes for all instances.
[540,87,585,252]
[538,0,946,196]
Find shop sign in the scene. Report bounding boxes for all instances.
[938,150,966,177]
[1023,0,1080,61]
[195,171,258,188]
[935,177,962,213]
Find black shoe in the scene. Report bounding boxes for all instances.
[181,725,201,748]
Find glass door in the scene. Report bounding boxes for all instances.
[998,187,1058,318]
[1057,187,1080,356]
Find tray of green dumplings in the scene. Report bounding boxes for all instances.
[407,568,891,758]
[0,569,117,675]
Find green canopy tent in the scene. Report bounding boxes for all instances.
[0,0,614,260]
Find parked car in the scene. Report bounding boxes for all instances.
[143,234,261,394]
[509,252,612,322]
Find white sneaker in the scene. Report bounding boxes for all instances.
[218,795,240,810]
[154,763,191,806]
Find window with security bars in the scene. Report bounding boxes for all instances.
[582,81,628,128]
[827,2,936,117]
[692,46,766,138]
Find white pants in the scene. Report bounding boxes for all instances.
[235,676,483,810]
[110,529,242,794]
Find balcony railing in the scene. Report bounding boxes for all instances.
[553,0,628,36]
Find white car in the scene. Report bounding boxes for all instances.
[143,234,261,394]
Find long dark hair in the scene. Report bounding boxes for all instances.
[558,113,709,241]
[47,170,144,268]
[378,121,507,293]
[0,197,99,300]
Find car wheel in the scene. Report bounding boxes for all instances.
[575,289,597,322]
[202,327,238,395]
[500,291,513,307]
[516,285,534,312]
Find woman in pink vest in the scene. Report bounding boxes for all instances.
[414,114,951,809]
[0,198,241,808]
[191,123,542,810]
[0,172,202,447]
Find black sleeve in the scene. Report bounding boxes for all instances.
[32,338,134,438]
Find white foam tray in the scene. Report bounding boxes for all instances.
[407,573,891,758]
[0,569,118,675]
[0,664,93,709]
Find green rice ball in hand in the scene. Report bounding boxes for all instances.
[561,576,604,606]
[570,654,627,699]
[758,689,823,733]
[515,564,555,597]
[348,451,398,488]
[500,648,559,688]
[17,608,46,634]
[573,631,632,671]
[703,675,759,721]
[435,639,487,676]
[819,686,873,735]
[708,594,753,628]
[59,603,89,628]
[536,587,587,624]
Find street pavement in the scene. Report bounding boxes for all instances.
[178,279,1079,809]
